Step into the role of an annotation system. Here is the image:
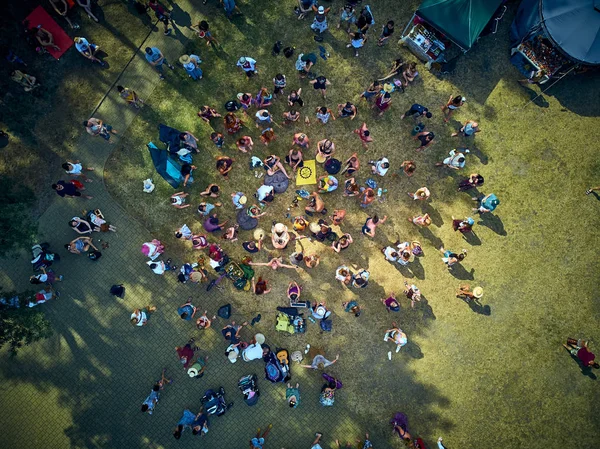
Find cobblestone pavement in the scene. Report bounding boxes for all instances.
[0,3,393,449]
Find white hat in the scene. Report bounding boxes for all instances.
[239,195,247,205]
[272,222,288,235]
[143,179,155,193]
[318,6,325,13]
[238,56,247,64]
[254,228,265,241]
[255,333,265,344]
[228,351,238,363]
[473,287,484,298]
[179,54,190,65]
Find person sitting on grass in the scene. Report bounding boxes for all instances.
[171,192,190,209]
[74,37,104,65]
[198,105,221,123]
[11,70,40,92]
[252,276,272,295]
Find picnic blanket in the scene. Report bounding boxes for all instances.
[25,6,73,60]
[264,171,289,194]
[236,208,258,231]
[158,124,182,153]
[296,159,317,186]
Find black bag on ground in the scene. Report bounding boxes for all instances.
[88,251,102,261]
[110,284,125,298]
[218,304,232,319]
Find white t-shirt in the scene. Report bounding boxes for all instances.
[383,246,397,262]
[172,195,184,206]
[66,163,83,175]
[255,110,271,121]
[131,310,147,326]
[243,343,263,361]
[147,260,165,274]
[256,185,274,201]
[375,158,390,176]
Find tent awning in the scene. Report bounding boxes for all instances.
[416,0,504,50]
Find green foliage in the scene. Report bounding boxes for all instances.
[0,292,53,357]
[0,178,38,257]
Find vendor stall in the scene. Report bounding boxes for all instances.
[510,0,600,82]
[401,0,504,68]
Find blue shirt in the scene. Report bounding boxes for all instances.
[178,409,196,427]
[142,390,159,414]
[481,194,499,211]
[145,48,162,64]
[177,304,195,320]
[411,104,427,114]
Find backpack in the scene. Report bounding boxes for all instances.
[88,251,102,261]
[324,158,341,174]
[283,47,295,58]
[110,284,125,298]
[320,319,333,332]
[218,303,232,319]
[224,100,240,112]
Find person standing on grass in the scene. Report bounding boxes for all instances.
[273,73,287,98]
[62,160,94,182]
[563,338,599,369]
[472,193,500,214]
[353,122,373,150]
[452,120,480,137]
[288,89,304,108]
[315,106,335,124]
[374,92,392,116]
[338,4,356,31]
[145,46,175,80]
[436,149,468,170]
[361,215,387,237]
[74,37,104,65]
[180,54,203,80]
[401,103,432,120]
[76,0,98,22]
[147,0,174,36]
[458,173,484,191]
[192,20,221,48]
[310,75,331,98]
[131,306,157,326]
[117,86,144,108]
[401,160,417,177]
[311,5,331,34]
[439,246,467,268]
[441,95,466,122]
[52,180,92,199]
[414,130,435,151]
[338,102,357,119]
[378,20,395,46]
[237,56,258,77]
[84,117,117,141]
[384,323,407,353]
[347,31,367,57]
[223,0,242,19]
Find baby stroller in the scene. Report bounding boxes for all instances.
[31,243,60,272]
[200,387,233,416]
[264,348,291,383]
[238,374,260,406]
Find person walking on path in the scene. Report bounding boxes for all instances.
[145,46,175,80]
[84,117,117,141]
[62,160,94,182]
[52,180,92,199]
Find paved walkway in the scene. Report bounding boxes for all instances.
[0,4,375,448]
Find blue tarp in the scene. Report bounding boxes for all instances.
[147,142,183,188]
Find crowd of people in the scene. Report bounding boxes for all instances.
[12,0,597,448]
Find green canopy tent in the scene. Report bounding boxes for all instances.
[403,0,505,53]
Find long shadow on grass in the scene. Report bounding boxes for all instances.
[477,213,507,236]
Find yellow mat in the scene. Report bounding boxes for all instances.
[296,159,317,186]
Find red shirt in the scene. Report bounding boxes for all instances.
[176,345,194,368]
[577,347,595,366]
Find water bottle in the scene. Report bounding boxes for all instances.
[377,188,383,197]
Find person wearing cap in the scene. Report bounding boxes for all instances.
[179,54,203,80]
[437,149,469,170]
[237,56,257,77]
[74,37,103,64]
[407,187,430,201]
[442,95,466,122]
[452,120,480,138]
[452,216,475,233]
[145,46,175,80]
[311,5,331,34]
[456,284,483,302]
[401,103,432,120]
[472,193,500,214]
[381,293,401,312]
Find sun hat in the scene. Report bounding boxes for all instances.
[254,228,265,240]
[309,222,321,233]
[238,195,248,205]
[228,351,238,363]
[318,6,325,13]
[473,287,484,298]
[255,333,265,344]
[383,83,394,93]
[179,54,190,64]
[273,222,288,234]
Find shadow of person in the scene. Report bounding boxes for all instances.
[422,203,444,227]
[403,341,424,359]
[566,353,599,380]
[468,144,488,165]
[417,295,436,321]
[396,264,415,279]
[448,264,475,280]
[418,227,443,249]
[478,213,507,236]
[126,2,154,27]
[465,298,491,316]
[462,230,482,246]
[407,257,426,280]
[170,3,191,28]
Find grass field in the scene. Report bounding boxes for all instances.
[1,1,600,449]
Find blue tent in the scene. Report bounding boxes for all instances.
[147,142,183,188]
[511,0,600,65]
